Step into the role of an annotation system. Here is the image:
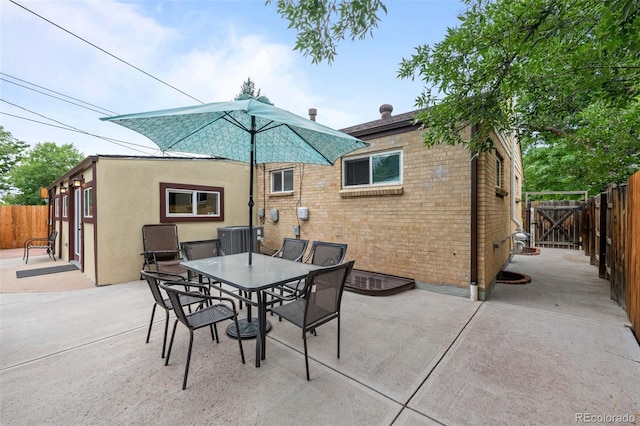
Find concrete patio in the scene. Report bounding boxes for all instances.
[1,248,638,425]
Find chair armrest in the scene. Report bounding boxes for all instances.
[180,281,212,292]
[263,288,298,304]
[148,271,187,282]
[162,282,240,311]
[143,249,180,256]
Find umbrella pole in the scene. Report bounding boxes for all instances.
[248,116,256,266]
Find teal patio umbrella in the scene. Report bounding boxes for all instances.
[101,98,367,265]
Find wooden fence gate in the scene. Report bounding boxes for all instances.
[525,196,586,249]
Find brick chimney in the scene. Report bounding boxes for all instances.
[308,108,317,121]
[380,104,393,119]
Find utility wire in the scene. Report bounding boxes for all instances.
[1,111,156,155]
[1,100,159,155]
[9,0,205,105]
[0,72,119,115]
[1,77,116,116]
[1,106,197,158]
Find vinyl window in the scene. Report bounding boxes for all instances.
[83,187,94,218]
[343,150,402,187]
[160,183,224,223]
[271,168,294,193]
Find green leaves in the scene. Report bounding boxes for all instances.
[0,126,28,198]
[399,0,639,190]
[269,0,639,192]
[267,0,386,64]
[4,140,83,205]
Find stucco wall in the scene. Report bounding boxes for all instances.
[93,157,250,285]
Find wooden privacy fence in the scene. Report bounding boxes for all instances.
[0,205,50,249]
[583,171,639,342]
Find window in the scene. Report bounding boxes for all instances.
[495,153,504,189]
[62,195,68,218]
[160,183,224,223]
[54,198,60,218]
[83,187,94,218]
[271,168,294,193]
[343,151,402,187]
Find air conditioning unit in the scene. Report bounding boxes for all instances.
[217,226,263,255]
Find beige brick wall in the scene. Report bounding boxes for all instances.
[257,129,475,288]
[476,132,524,293]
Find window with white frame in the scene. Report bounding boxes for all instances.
[160,183,224,222]
[83,187,94,218]
[54,197,60,218]
[343,150,402,187]
[271,168,294,193]
[62,195,68,217]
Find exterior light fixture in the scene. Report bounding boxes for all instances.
[72,178,83,188]
[60,186,68,194]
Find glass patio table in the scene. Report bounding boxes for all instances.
[181,253,320,367]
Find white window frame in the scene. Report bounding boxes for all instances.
[271,168,294,194]
[83,187,94,218]
[343,150,403,188]
[62,195,68,218]
[54,197,60,217]
[165,188,221,218]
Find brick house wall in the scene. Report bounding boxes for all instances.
[256,107,522,298]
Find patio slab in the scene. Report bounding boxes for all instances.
[1,247,638,425]
[408,302,640,425]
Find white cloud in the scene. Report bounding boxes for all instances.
[1,0,463,155]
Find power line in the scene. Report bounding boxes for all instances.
[1,77,116,116]
[0,72,119,115]
[1,109,197,158]
[9,0,205,105]
[1,111,156,155]
[1,101,159,155]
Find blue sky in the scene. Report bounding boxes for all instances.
[1,0,464,156]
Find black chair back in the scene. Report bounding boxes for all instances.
[161,284,194,328]
[182,239,223,261]
[275,238,309,262]
[140,270,183,309]
[307,241,348,266]
[303,260,354,328]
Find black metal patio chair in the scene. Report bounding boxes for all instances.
[181,239,224,280]
[270,260,354,380]
[160,281,245,390]
[23,230,58,264]
[181,239,247,308]
[271,238,309,262]
[140,270,208,359]
[268,241,348,303]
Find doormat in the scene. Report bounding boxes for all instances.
[345,269,415,296]
[16,264,78,279]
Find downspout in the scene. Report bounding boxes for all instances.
[470,125,479,301]
[511,132,523,231]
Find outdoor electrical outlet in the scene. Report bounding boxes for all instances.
[294,225,300,237]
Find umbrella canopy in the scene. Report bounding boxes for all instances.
[101,99,368,264]
[101,99,366,165]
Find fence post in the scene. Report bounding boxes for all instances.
[599,192,607,279]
